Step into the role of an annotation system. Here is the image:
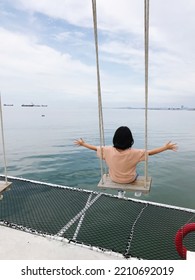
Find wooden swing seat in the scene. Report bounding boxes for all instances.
[98,174,152,194]
[0,180,12,198]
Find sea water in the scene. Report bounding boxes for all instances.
[1,106,195,210]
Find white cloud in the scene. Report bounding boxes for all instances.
[10,0,92,26]
[1,0,195,107]
[0,27,97,105]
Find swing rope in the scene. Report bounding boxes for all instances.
[92,0,150,187]
[92,0,106,182]
[144,0,150,187]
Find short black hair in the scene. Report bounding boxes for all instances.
[113,126,134,150]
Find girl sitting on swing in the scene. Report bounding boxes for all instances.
[74,126,177,184]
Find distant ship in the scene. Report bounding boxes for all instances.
[3,104,14,106]
[21,103,48,107]
[21,104,35,107]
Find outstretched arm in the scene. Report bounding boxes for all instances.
[74,138,97,151]
[148,141,178,156]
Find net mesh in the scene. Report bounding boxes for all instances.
[0,176,195,259]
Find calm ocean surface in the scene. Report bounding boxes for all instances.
[1,106,195,210]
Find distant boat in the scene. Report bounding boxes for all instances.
[21,104,48,107]
[3,104,13,106]
[21,104,34,107]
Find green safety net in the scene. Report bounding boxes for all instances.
[0,176,195,260]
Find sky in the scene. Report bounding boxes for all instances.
[0,0,195,108]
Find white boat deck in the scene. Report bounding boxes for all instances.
[0,225,124,260]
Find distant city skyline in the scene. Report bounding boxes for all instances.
[3,103,195,111]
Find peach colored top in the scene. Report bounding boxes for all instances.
[97,146,146,183]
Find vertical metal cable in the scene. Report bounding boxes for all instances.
[92,0,106,183]
[0,93,8,183]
